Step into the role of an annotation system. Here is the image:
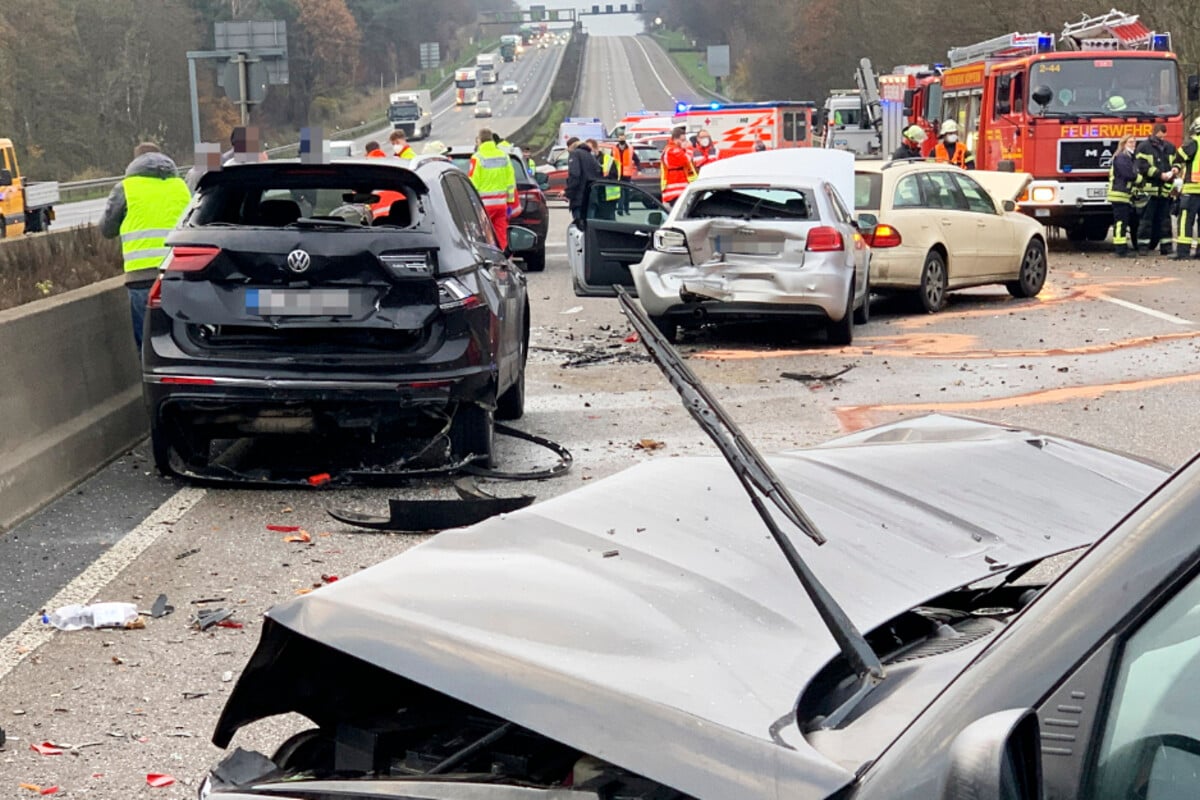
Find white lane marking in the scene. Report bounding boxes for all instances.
[1098,295,1194,325]
[631,35,675,103]
[0,487,206,683]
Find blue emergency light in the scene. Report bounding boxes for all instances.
[1152,33,1171,51]
[1037,35,1053,53]
[676,101,687,114]
[710,102,720,110]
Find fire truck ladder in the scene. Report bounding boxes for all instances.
[855,57,883,131]
[1060,9,1152,50]
[947,32,1051,68]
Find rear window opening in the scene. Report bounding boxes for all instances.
[684,187,817,221]
[190,166,427,229]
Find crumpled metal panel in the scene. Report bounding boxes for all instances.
[218,414,1166,800]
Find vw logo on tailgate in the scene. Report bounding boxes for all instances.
[286,249,311,273]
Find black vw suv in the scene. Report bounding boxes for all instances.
[142,157,531,478]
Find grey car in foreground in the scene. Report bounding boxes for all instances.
[202,282,1200,800]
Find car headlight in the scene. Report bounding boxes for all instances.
[653,228,689,254]
[1030,186,1056,203]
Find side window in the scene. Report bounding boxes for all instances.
[824,184,852,224]
[2,147,12,174]
[783,113,795,143]
[1012,72,1025,115]
[1090,572,1200,799]
[892,174,923,209]
[918,172,968,211]
[588,182,663,225]
[952,173,997,215]
[442,174,495,246]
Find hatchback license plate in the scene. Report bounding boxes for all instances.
[246,288,351,316]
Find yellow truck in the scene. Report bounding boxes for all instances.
[0,138,58,238]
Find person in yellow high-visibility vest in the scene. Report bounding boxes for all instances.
[594,139,621,220]
[99,142,192,349]
[469,127,517,251]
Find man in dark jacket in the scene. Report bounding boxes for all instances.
[99,143,191,348]
[1136,123,1178,256]
[565,136,602,225]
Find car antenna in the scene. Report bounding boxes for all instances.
[616,286,884,726]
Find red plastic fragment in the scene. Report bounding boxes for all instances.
[266,524,301,532]
[146,773,176,788]
[215,620,244,629]
[624,332,639,343]
[307,473,331,487]
[40,787,60,796]
[30,742,64,756]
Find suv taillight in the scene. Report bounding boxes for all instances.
[805,227,844,252]
[438,275,483,311]
[147,277,163,309]
[163,245,220,272]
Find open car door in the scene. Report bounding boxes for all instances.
[571,180,667,297]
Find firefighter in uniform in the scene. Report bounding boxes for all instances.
[1136,123,1178,256]
[469,127,517,251]
[1107,134,1142,257]
[893,125,926,161]
[933,120,967,168]
[1173,116,1200,259]
[661,126,697,205]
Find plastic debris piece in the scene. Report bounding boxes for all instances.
[19,784,41,793]
[214,620,244,629]
[31,741,64,756]
[321,574,339,584]
[47,602,139,631]
[146,773,176,788]
[40,787,59,795]
[174,548,200,560]
[221,671,234,683]
[295,587,314,595]
[307,473,331,487]
[150,594,174,619]
[633,439,665,451]
[623,332,640,343]
[602,550,620,558]
[265,525,301,533]
[193,608,234,631]
[283,531,312,543]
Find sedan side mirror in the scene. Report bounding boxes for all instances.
[507,225,538,253]
[856,212,879,231]
[941,709,1042,800]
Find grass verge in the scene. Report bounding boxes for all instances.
[0,227,121,312]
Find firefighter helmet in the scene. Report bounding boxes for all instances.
[1103,95,1127,113]
[1190,116,1200,135]
[903,125,926,144]
[939,120,959,136]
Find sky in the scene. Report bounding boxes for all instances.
[512,0,646,37]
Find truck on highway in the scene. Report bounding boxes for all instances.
[455,68,480,105]
[0,138,57,238]
[820,90,877,154]
[500,35,520,63]
[476,53,498,85]
[557,118,607,147]
[387,91,433,139]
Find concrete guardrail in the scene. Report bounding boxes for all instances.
[0,275,145,533]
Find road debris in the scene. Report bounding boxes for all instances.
[282,530,312,543]
[560,305,583,314]
[30,741,64,756]
[44,602,139,631]
[308,472,332,486]
[221,671,234,683]
[329,479,536,532]
[192,608,235,631]
[174,547,200,560]
[182,692,208,700]
[146,773,176,788]
[603,550,620,558]
[780,365,855,385]
[265,524,301,533]
[148,594,174,619]
[633,439,665,451]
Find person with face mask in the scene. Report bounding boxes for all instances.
[611,134,641,215]
[1107,134,1143,257]
[934,120,967,169]
[691,128,719,169]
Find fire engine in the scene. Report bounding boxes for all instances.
[935,10,1191,241]
[673,101,816,157]
[879,66,943,154]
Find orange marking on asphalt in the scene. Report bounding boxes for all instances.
[834,371,1200,432]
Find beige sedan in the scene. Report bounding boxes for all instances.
[854,161,1047,313]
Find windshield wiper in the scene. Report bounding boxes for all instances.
[615,286,885,728]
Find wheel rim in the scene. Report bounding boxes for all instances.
[924,258,945,307]
[1022,245,1046,292]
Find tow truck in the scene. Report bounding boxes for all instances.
[0,138,57,238]
[936,10,1193,241]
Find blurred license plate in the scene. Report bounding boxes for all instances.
[1086,187,1106,199]
[246,289,351,316]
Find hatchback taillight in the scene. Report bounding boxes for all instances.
[869,224,902,248]
[438,275,483,311]
[163,245,220,272]
[805,227,844,252]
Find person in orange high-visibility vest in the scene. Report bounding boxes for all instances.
[611,133,640,214]
[933,120,967,169]
[660,126,697,204]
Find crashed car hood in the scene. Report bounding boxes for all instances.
[215,415,1165,800]
[967,170,1033,205]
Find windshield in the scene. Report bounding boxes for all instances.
[1029,56,1180,116]
[830,105,861,126]
[683,187,817,221]
[456,78,477,89]
[388,103,419,121]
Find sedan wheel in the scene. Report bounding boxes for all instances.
[825,280,854,346]
[919,250,948,313]
[1007,239,1047,298]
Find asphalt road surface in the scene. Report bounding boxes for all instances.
[6,35,1200,799]
[47,43,567,231]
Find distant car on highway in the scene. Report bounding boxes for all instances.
[502,81,519,95]
[854,160,1046,313]
[143,158,532,477]
[443,146,549,271]
[474,101,493,118]
[327,141,354,158]
[570,150,871,344]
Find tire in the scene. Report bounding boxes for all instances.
[649,315,677,343]
[825,281,854,345]
[450,403,495,467]
[496,318,528,421]
[522,246,546,272]
[918,249,948,313]
[272,729,334,772]
[150,414,209,475]
[852,270,870,325]
[149,416,174,477]
[1065,225,1087,242]
[1007,238,1047,298]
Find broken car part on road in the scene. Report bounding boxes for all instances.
[329,478,535,532]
